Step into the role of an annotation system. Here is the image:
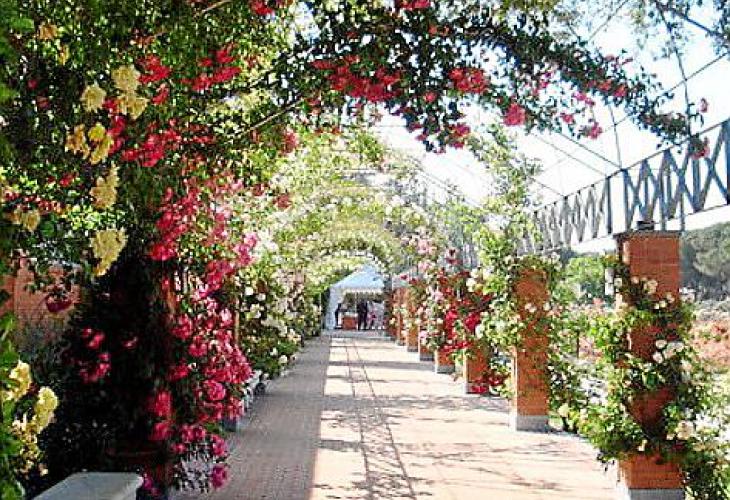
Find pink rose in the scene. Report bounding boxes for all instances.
[211,434,227,457]
[148,389,173,418]
[204,380,226,402]
[149,421,172,442]
[210,464,228,489]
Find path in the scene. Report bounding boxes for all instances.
[182,331,616,499]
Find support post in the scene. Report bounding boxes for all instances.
[434,348,455,374]
[615,230,684,500]
[418,337,433,361]
[463,347,489,394]
[510,268,550,432]
[405,289,419,352]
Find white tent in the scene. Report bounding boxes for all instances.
[326,265,384,329]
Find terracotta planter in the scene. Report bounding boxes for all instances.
[619,453,683,489]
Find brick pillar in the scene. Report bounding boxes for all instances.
[0,274,16,317]
[417,336,433,361]
[616,230,684,500]
[510,267,550,432]
[400,288,417,352]
[463,347,489,394]
[405,316,419,352]
[434,348,454,374]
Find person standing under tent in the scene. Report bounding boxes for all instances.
[367,300,377,330]
[374,301,385,330]
[334,302,343,329]
[356,300,368,331]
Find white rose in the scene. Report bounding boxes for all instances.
[652,352,664,364]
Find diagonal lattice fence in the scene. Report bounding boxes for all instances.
[522,120,730,253]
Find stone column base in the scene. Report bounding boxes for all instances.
[435,363,454,374]
[406,345,418,353]
[509,411,549,432]
[396,338,405,346]
[616,484,684,500]
[435,350,454,374]
[419,350,434,361]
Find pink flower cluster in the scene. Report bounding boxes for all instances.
[149,185,202,261]
[72,328,113,384]
[396,0,431,9]
[184,45,242,92]
[503,102,526,127]
[249,0,289,16]
[448,67,489,94]
[314,56,401,103]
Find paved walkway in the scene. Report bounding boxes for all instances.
[182,331,616,499]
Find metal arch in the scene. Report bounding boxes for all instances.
[522,119,730,253]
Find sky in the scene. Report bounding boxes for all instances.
[373,6,730,253]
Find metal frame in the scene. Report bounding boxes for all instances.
[523,120,730,253]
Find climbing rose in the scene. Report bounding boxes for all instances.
[503,103,526,126]
[210,464,228,488]
[149,421,172,441]
[211,434,227,457]
[204,380,226,401]
[148,389,173,418]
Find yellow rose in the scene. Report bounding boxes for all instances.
[88,122,107,142]
[58,44,70,65]
[4,361,32,401]
[112,65,141,93]
[37,22,59,41]
[20,209,41,232]
[118,92,148,120]
[65,124,90,158]
[90,133,114,165]
[91,228,127,276]
[31,387,58,431]
[90,165,119,209]
[80,83,107,113]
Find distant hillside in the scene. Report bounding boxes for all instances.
[682,221,730,300]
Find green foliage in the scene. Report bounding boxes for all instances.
[0,315,24,500]
[682,222,730,300]
[553,261,730,498]
[555,254,608,305]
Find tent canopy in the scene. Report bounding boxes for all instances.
[326,265,384,328]
[331,265,384,294]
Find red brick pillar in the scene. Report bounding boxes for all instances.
[0,274,16,317]
[395,288,407,345]
[405,289,419,352]
[434,348,454,374]
[418,338,433,361]
[616,230,684,499]
[510,268,550,431]
[463,347,489,394]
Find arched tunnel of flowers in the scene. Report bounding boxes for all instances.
[1,1,729,499]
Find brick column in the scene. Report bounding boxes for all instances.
[394,288,405,345]
[417,336,433,361]
[615,230,684,500]
[403,288,419,352]
[434,348,454,374]
[463,347,489,394]
[510,268,550,432]
[0,274,15,316]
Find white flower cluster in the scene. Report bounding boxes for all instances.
[651,338,685,364]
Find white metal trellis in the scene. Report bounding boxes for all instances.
[523,120,730,253]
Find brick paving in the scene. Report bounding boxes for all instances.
[178,330,616,500]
